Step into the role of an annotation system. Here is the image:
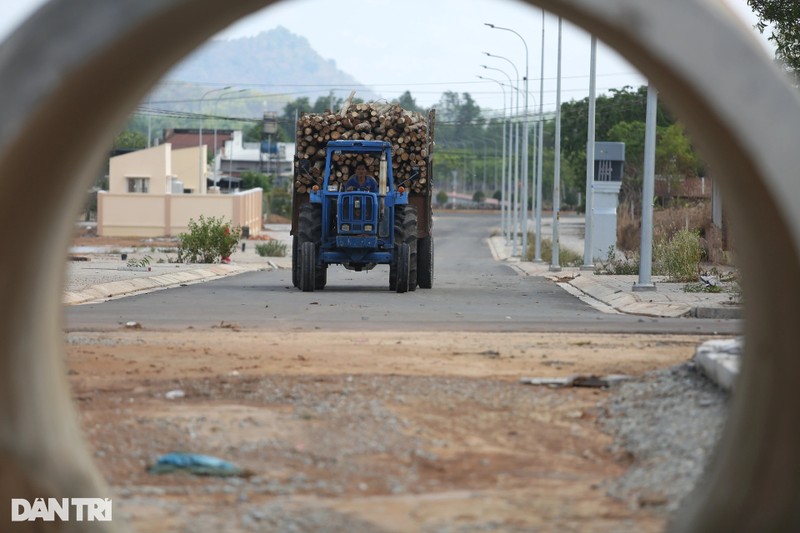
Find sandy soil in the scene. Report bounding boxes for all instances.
[64,329,709,532]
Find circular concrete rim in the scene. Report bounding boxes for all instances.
[0,1,798,531]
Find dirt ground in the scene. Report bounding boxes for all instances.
[64,329,710,532]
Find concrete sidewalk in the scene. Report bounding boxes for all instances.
[494,243,743,320]
[64,224,292,305]
[490,214,742,320]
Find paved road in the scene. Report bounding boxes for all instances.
[65,213,741,335]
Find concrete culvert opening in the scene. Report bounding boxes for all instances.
[1,0,798,531]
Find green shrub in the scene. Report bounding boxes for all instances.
[255,241,287,257]
[655,229,702,282]
[177,215,241,263]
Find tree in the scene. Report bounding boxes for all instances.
[435,91,483,142]
[394,91,422,113]
[243,122,263,143]
[456,93,482,127]
[113,130,147,150]
[436,190,449,206]
[559,85,673,157]
[239,171,272,193]
[313,91,343,113]
[748,0,800,78]
[655,123,700,180]
[283,97,312,122]
[607,120,647,207]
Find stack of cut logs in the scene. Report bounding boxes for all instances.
[294,102,432,194]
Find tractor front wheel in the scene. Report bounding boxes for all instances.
[417,235,433,289]
[394,242,410,294]
[297,203,327,290]
[299,241,316,292]
[291,235,299,288]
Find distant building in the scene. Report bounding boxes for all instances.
[220,131,295,189]
[162,129,295,191]
[162,128,233,154]
[97,143,262,237]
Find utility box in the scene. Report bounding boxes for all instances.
[594,142,625,182]
[590,142,625,260]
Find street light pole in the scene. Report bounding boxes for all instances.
[146,91,152,148]
[535,9,546,262]
[477,75,508,237]
[484,138,499,194]
[582,36,598,270]
[198,86,231,194]
[549,18,563,272]
[474,138,492,194]
[213,88,247,190]
[634,83,659,291]
[481,60,519,249]
[485,24,530,260]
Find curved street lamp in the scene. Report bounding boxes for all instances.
[213,88,249,188]
[198,86,231,193]
[476,74,509,238]
[485,24,531,259]
[482,63,520,254]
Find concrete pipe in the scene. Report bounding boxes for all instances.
[0,0,798,531]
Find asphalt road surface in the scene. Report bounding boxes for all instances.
[65,213,741,335]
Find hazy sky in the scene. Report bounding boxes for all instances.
[2,0,773,117]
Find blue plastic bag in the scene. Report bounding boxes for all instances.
[148,452,245,477]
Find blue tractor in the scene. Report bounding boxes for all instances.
[292,140,426,293]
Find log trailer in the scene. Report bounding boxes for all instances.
[290,104,435,292]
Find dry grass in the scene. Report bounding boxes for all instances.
[616,200,733,266]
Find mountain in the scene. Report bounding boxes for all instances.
[164,26,377,109]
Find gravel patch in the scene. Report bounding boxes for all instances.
[599,361,729,515]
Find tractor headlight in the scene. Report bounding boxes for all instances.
[341,224,350,232]
[364,224,374,232]
[328,184,339,192]
[354,199,361,208]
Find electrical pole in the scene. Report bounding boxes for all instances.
[634,83,658,291]
[549,18,563,272]
[582,36,597,270]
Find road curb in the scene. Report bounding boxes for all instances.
[690,306,743,319]
[63,263,263,305]
[693,338,743,391]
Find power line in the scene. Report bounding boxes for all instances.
[163,71,640,89]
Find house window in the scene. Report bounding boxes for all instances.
[127,177,149,193]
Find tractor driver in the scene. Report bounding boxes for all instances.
[345,163,379,193]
